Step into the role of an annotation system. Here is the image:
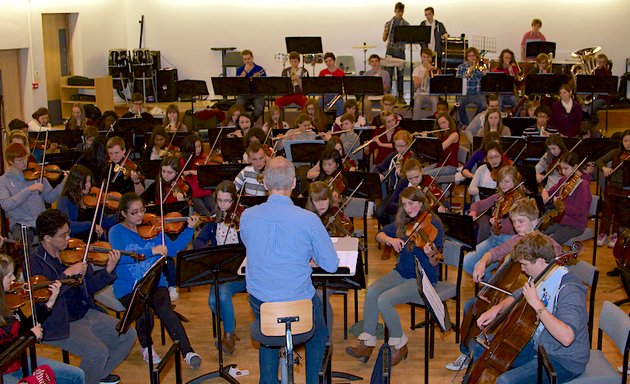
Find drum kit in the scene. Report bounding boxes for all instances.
[108,48,157,100]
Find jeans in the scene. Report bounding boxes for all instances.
[413,94,438,119]
[463,233,513,278]
[236,95,265,122]
[120,286,194,357]
[458,94,487,126]
[164,256,177,287]
[362,270,421,338]
[249,294,327,384]
[46,309,136,384]
[2,357,85,384]
[386,66,404,98]
[471,337,579,383]
[319,94,343,117]
[542,223,582,246]
[192,195,215,217]
[208,279,246,333]
[499,94,518,111]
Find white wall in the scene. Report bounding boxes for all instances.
[5,0,630,119]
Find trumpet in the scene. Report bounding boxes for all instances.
[514,61,525,82]
[466,58,488,77]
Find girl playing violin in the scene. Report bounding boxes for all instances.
[220,104,245,128]
[468,142,507,202]
[331,112,362,164]
[422,111,460,181]
[541,152,592,244]
[535,134,568,190]
[141,156,192,205]
[306,181,354,237]
[327,136,357,171]
[109,193,202,368]
[192,181,244,355]
[476,108,512,137]
[465,166,524,274]
[57,164,116,240]
[181,134,215,217]
[596,129,630,250]
[374,130,414,196]
[0,254,85,384]
[162,104,188,133]
[346,187,442,366]
[143,126,169,161]
[369,110,400,165]
[308,147,347,206]
[261,105,289,133]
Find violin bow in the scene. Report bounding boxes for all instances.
[608,155,628,176]
[221,181,246,245]
[262,124,274,147]
[204,126,224,165]
[380,135,419,184]
[162,154,193,204]
[111,149,133,183]
[546,157,588,201]
[20,225,38,327]
[351,123,398,155]
[83,180,106,263]
[422,151,453,194]
[158,172,166,248]
[326,169,344,191]
[98,163,114,229]
[325,180,364,229]
[473,180,526,222]
[402,184,452,249]
[38,130,50,186]
[340,131,362,168]
[540,139,583,182]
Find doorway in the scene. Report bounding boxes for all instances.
[0,49,24,127]
[42,13,74,125]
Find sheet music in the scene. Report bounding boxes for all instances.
[417,264,447,332]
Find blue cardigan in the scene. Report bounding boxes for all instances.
[57,196,117,236]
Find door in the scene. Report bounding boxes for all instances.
[0,49,23,127]
[42,13,73,124]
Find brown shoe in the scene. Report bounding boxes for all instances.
[221,333,236,354]
[381,246,394,260]
[345,341,374,363]
[390,344,408,366]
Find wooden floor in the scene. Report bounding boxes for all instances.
[35,108,630,383]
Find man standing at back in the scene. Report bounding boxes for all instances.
[241,156,338,383]
[383,2,409,104]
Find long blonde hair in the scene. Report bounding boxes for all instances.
[0,254,15,326]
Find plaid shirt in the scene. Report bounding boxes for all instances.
[385,17,410,58]
[456,62,484,95]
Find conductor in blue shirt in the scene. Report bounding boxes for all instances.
[241,156,339,384]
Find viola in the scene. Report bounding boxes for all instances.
[320,206,354,238]
[60,238,145,265]
[24,162,64,181]
[113,158,139,180]
[223,205,245,231]
[404,210,444,263]
[491,190,521,235]
[193,152,223,167]
[83,186,122,210]
[4,275,82,310]
[162,144,182,158]
[137,212,215,239]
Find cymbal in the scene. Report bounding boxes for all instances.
[353,43,376,49]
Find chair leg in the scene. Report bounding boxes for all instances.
[343,293,348,340]
[160,319,166,346]
[410,304,416,330]
[353,289,359,324]
[62,350,70,364]
[211,312,217,338]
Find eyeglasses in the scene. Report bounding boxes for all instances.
[128,207,147,216]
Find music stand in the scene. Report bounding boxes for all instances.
[501,136,527,160]
[399,119,435,134]
[116,256,181,384]
[137,159,163,180]
[525,74,568,95]
[480,73,515,95]
[177,245,246,384]
[211,77,251,97]
[436,212,475,251]
[503,117,535,137]
[251,77,293,122]
[206,127,237,146]
[525,41,556,60]
[219,137,245,163]
[567,137,616,162]
[525,136,549,160]
[344,77,384,116]
[412,137,443,163]
[301,77,343,96]
[285,37,323,55]
[116,117,159,154]
[429,75,464,102]
[393,25,431,103]
[576,75,619,121]
[341,171,383,201]
[197,164,248,190]
[287,141,326,164]
[515,164,539,196]
[177,80,209,131]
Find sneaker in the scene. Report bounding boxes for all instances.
[608,233,618,248]
[454,171,465,185]
[169,286,179,301]
[141,346,161,364]
[185,352,202,370]
[99,374,120,384]
[596,233,607,247]
[619,364,630,373]
[445,353,470,371]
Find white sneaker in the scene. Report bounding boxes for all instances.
[168,286,179,301]
[185,352,202,370]
[454,171,465,184]
[141,346,161,364]
[619,364,630,373]
[445,353,469,371]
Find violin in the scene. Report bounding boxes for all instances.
[223,205,245,231]
[83,186,122,210]
[491,189,521,235]
[113,158,139,180]
[23,162,64,181]
[137,212,214,239]
[164,179,190,203]
[404,210,444,263]
[325,170,346,196]
[490,157,514,181]
[60,238,145,265]
[320,206,354,238]
[4,275,82,310]
[162,144,182,159]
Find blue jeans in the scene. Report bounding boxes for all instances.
[499,94,518,111]
[386,66,404,98]
[209,279,246,333]
[458,94,487,126]
[471,338,579,383]
[2,357,84,384]
[463,233,513,278]
[236,95,265,122]
[319,94,343,117]
[249,294,328,384]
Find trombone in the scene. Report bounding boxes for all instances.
[325,82,345,112]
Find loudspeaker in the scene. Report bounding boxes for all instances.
[151,50,161,71]
[157,68,178,102]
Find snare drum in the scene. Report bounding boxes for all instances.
[133,48,153,66]
[108,49,130,67]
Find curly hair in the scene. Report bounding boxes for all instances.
[61,165,93,205]
[36,209,69,239]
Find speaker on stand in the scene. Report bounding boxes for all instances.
[157,69,178,102]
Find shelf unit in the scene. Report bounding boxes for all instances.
[60,76,114,118]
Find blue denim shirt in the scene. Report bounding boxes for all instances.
[456,62,484,95]
[241,194,338,302]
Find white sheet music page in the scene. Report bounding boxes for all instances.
[418,264,447,332]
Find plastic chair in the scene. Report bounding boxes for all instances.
[564,195,600,266]
[567,260,599,345]
[250,299,314,384]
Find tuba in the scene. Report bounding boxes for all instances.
[571,46,601,75]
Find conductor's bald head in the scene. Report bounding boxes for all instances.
[263,157,296,194]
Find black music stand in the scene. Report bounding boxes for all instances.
[301,77,344,102]
[251,77,293,123]
[178,80,210,131]
[393,26,431,104]
[525,74,568,96]
[576,75,619,125]
[399,119,435,134]
[116,117,159,154]
[344,77,384,116]
[137,159,162,180]
[285,37,323,55]
[501,136,527,160]
[412,137,443,163]
[287,142,326,164]
[566,137,616,162]
[197,164,248,190]
[177,245,247,384]
[524,136,548,160]
[211,77,251,97]
[436,212,475,251]
[480,73,515,95]
[219,137,245,163]
[341,171,383,201]
[116,256,181,384]
[206,127,237,147]
[429,75,464,102]
[515,164,539,196]
[503,117,535,137]
[525,41,556,60]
